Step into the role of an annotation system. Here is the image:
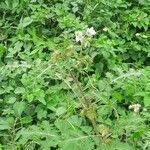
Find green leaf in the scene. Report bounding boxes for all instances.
[13,101,26,117]
[35,105,47,119]
[21,116,32,124]
[35,89,46,105]
[56,107,67,116]
[144,95,150,107]
[14,87,25,94]
[0,44,5,57]
[12,0,19,8]
[19,17,33,28]
[7,97,16,104]
[132,130,144,139]
[0,118,11,130]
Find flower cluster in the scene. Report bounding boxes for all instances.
[129,104,141,113]
[86,27,96,37]
[75,27,96,43]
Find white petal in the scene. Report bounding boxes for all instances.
[103,27,108,32]
[75,31,83,43]
[86,27,96,37]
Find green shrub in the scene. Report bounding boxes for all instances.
[0,0,149,149]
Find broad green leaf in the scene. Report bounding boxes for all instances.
[7,97,16,104]
[0,119,11,130]
[56,107,66,116]
[19,17,33,28]
[12,0,19,8]
[21,116,32,124]
[14,87,25,94]
[13,101,26,117]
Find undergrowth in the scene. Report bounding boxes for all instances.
[0,0,150,149]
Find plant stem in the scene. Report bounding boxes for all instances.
[69,70,100,136]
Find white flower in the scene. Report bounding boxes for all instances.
[129,104,141,113]
[129,105,134,109]
[135,33,140,37]
[86,27,96,37]
[75,31,83,43]
[103,27,108,32]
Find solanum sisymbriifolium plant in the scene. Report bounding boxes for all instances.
[0,0,149,149]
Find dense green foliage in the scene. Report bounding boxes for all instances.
[0,0,150,149]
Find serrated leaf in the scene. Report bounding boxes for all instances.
[0,119,11,130]
[12,0,19,8]
[19,17,33,28]
[7,97,16,104]
[14,87,25,94]
[56,107,66,116]
[21,116,32,124]
[13,101,26,117]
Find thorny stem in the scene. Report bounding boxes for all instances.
[77,43,83,79]
[69,71,100,137]
[69,42,99,136]
[69,71,89,108]
[79,43,83,58]
[91,118,100,136]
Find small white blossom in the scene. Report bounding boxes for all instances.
[129,105,134,109]
[129,104,141,113]
[135,33,140,37]
[75,31,83,43]
[86,27,96,37]
[103,27,108,32]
